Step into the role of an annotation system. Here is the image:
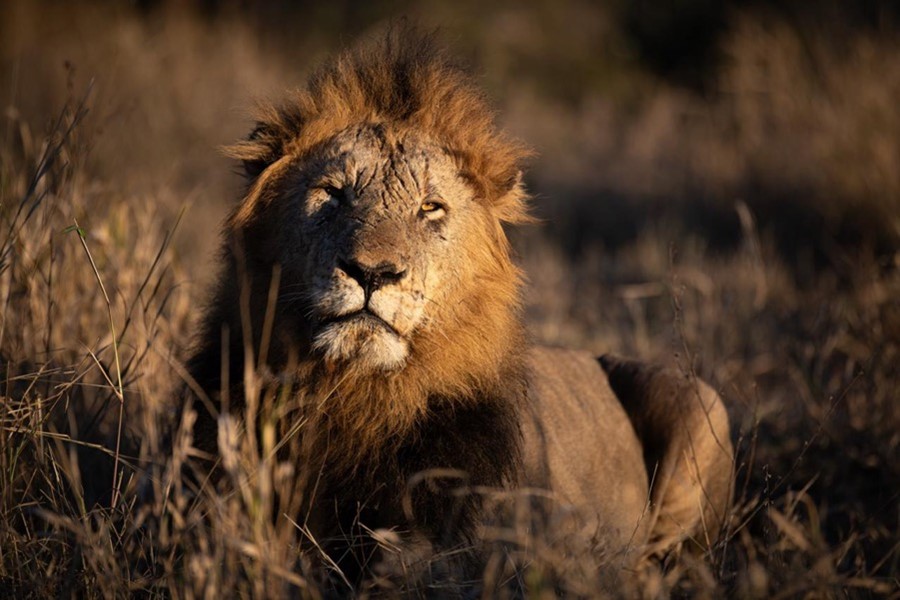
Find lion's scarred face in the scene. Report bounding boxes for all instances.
[273,124,494,372]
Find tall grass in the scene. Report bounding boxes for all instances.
[0,2,898,597]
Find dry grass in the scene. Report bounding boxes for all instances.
[1,2,898,597]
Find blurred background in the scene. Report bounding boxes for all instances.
[4,0,899,274]
[1,0,898,595]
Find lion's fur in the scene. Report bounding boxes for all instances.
[185,26,734,591]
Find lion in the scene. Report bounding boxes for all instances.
[184,28,733,594]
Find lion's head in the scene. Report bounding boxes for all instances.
[256,124,518,373]
[198,29,533,458]
[226,30,530,375]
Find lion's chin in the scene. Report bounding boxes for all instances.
[312,316,409,372]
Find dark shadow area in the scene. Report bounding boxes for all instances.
[532,181,898,286]
[622,0,900,91]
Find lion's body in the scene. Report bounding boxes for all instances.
[185,27,733,593]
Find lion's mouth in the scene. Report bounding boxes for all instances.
[312,308,410,370]
[320,309,401,337]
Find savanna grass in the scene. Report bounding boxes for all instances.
[1,3,898,597]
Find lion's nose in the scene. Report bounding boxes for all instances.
[337,256,407,295]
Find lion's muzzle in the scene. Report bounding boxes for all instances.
[309,245,422,372]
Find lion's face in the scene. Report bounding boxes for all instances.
[275,124,495,372]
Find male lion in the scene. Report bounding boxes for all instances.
[185,28,732,594]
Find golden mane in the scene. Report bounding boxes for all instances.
[227,26,532,225]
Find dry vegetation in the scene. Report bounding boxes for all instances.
[1,1,898,597]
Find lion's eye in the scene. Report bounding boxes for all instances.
[323,185,346,202]
[419,200,446,219]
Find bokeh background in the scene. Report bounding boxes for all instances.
[1,0,898,596]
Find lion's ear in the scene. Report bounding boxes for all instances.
[493,171,535,225]
[225,122,285,180]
